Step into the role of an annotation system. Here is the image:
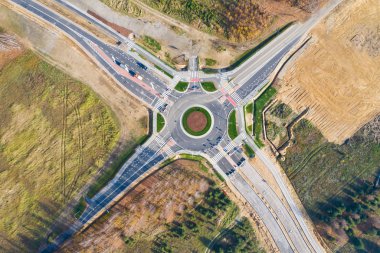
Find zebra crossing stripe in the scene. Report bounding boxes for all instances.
[165,148,175,157]
[211,152,224,163]
[230,92,242,103]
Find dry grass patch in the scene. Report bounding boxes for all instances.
[0,50,120,251]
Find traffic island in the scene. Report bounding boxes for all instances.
[181,106,213,137]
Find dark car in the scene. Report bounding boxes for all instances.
[137,61,148,70]
[128,70,136,77]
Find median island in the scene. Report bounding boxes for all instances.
[182,107,212,137]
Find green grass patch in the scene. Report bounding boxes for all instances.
[245,102,253,113]
[73,197,87,219]
[154,64,173,78]
[156,113,165,132]
[243,143,255,158]
[205,58,217,66]
[253,86,276,147]
[228,110,238,140]
[182,107,212,136]
[142,35,161,53]
[86,134,149,198]
[175,81,189,92]
[201,81,217,92]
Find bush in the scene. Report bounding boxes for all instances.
[205,58,217,66]
[142,35,161,52]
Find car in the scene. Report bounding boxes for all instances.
[137,61,148,70]
[137,75,143,80]
[128,70,136,77]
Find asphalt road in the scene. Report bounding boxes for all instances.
[10,0,341,252]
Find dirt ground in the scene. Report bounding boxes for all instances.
[187,111,207,131]
[62,0,314,68]
[0,33,23,68]
[0,2,148,144]
[277,0,380,144]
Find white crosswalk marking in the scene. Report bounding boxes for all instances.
[211,152,224,163]
[164,147,175,157]
[154,98,167,110]
[223,141,236,153]
[230,92,242,103]
[155,136,166,147]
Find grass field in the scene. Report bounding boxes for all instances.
[279,117,380,251]
[201,81,217,92]
[228,110,238,140]
[0,51,121,251]
[253,86,276,147]
[175,81,188,92]
[156,113,165,132]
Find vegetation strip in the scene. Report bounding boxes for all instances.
[244,102,253,135]
[253,87,276,147]
[228,110,238,140]
[156,113,165,132]
[154,64,173,78]
[243,143,255,158]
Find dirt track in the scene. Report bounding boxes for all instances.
[277,0,380,144]
[187,111,207,131]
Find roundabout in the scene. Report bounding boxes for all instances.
[164,92,229,152]
[181,106,213,138]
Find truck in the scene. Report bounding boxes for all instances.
[136,61,148,70]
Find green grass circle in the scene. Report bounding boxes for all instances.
[182,107,212,136]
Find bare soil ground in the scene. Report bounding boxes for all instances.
[64,0,316,68]
[0,32,23,68]
[187,111,207,132]
[277,0,380,144]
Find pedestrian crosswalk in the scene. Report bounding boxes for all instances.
[219,72,228,81]
[154,98,167,111]
[155,135,166,148]
[164,147,175,157]
[223,141,236,153]
[230,92,242,103]
[211,152,224,163]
